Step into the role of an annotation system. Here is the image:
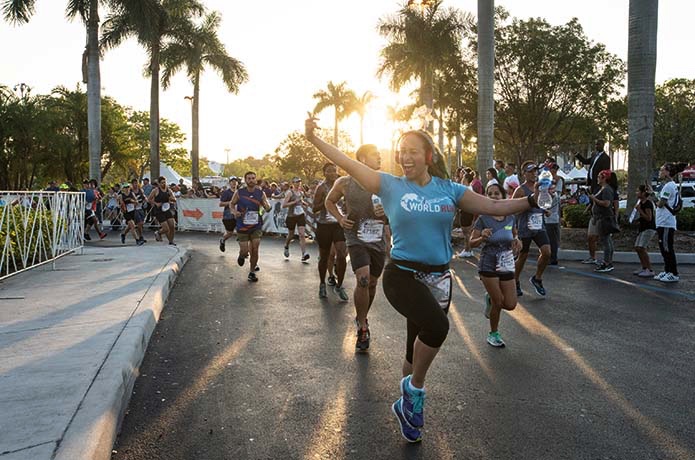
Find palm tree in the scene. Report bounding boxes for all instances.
[313,81,357,146]
[627,0,659,209]
[3,0,105,183]
[352,91,375,145]
[377,0,465,133]
[101,0,204,182]
[477,0,495,183]
[160,11,248,182]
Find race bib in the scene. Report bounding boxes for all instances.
[126,203,135,212]
[527,213,543,231]
[243,211,259,225]
[162,203,170,212]
[325,212,338,223]
[294,205,304,215]
[85,202,92,210]
[414,270,452,312]
[357,219,384,243]
[628,208,638,224]
[496,250,515,273]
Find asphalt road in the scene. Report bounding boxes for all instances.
[113,233,695,460]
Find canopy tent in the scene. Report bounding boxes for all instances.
[143,163,192,187]
[566,167,588,180]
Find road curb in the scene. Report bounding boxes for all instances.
[558,249,695,264]
[52,248,190,460]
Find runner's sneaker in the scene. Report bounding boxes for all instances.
[391,398,422,443]
[335,285,349,302]
[595,263,614,273]
[120,233,126,244]
[168,241,176,246]
[219,238,225,252]
[529,276,546,296]
[637,269,655,277]
[516,280,523,297]
[136,239,145,246]
[633,268,643,275]
[327,275,337,286]
[457,250,474,258]
[653,271,667,281]
[487,331,506,347]
[581,257,597,264]
[484,293,492,319]
[659,272,679,283]
[301,253,310,262]
[84,233,91,241]
[283,246,290,258]
[254,265,260,272]
[154,231,162,242]
[237,254,245,267]
[318,283,327,298]
[248,272,258,282]
[356,327,370,352]
[399,375,425,428]
[98,232,107,240]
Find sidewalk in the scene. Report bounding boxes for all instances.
[0,243,188,460]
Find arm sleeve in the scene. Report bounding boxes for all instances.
[450,181,468,202]
[378,172,396,201]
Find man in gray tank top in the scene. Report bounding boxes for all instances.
[511,161,551,297]
[325,145,391,352]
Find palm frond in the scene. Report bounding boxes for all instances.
[2,0,37,24]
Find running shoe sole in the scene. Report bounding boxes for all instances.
[391,399,422,443]
[529,276,546,296]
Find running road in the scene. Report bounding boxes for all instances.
[113,233,695,460]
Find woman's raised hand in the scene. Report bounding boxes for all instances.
[305,114,319,140]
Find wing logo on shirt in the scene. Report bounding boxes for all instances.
[400,193,456,213]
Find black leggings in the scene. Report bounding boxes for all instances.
[657,227,678,275]
[382,263,449,364]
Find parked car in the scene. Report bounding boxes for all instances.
[619,183,695,209]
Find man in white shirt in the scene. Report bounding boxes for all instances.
[653,163,682,282]
[502,163,519,198]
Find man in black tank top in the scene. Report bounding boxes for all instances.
[325,145,391,352]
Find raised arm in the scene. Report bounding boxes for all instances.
[305,118,381,194]
[461,186,538,216]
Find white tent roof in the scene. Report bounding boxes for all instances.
[566,167,587,179]
[143,162,193,187]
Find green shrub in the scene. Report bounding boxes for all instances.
[677,207,695,231]
[0,205,55,277]
[562,204,591,228]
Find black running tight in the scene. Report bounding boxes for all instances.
[382,263,449,364]
[657,227,678,275]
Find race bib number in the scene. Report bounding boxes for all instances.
[357,219,384,243]
[527,213,543,231]
[496,250,515,273]
[126,203,135,212]
[243,211,259,225]
[85,202,92,210]
[294,205,303,215]
[162,203,170,212]
[414,270,452,312]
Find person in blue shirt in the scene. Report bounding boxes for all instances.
[305,117,540,443]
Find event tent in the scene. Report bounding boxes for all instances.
[143,162,192,187]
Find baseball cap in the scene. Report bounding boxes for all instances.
[292,177,302,183]
[121,182,131,188]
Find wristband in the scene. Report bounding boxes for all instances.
[527,194,539,209]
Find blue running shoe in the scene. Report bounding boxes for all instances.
[399,375,425,428]
[391,398,422,443]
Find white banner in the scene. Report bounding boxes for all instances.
[176,198,316,236]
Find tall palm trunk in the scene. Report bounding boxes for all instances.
[420,69,434,133]
[627,0,658,209]
[191,74,200,182]
[149,41,161,181]
[477,0,494,185]
[333,111,339,146]
[87,0,101,183]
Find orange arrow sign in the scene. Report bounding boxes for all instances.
[211,211,224,219]
[183,208,203,220]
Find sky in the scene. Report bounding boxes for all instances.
[1,0,694,165]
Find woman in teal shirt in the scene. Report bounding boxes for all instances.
[305,118,539,443]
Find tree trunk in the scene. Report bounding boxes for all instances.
[627,0,658,210]
[477,0,495,186]
[192,74,200,182]
[87,0,101,184]
[420,69,434,133]
[149,41,161,181]
[333,110,339,146]
[437,104,444,153]
[456,131,463,168]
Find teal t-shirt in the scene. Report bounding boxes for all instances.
[378,173,467,265]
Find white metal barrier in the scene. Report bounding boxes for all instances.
[0,191,85,280]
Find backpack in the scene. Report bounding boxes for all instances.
[666,190,682,215]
